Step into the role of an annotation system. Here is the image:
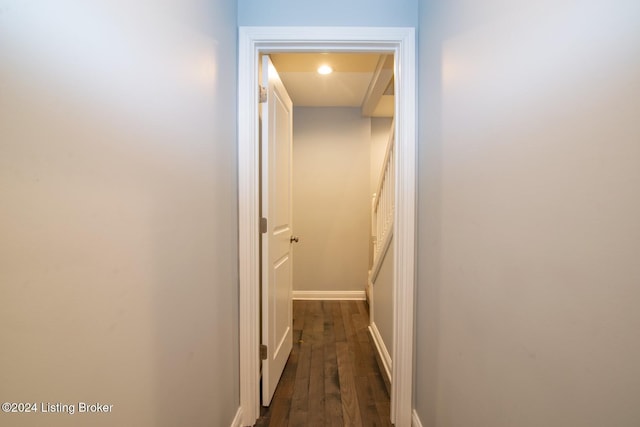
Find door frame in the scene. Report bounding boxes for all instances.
[238,26,416,427]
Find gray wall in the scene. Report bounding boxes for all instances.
[292,107,371,292]
[0,1,239,426]
[238,0,418,27]
[415,0,640,426]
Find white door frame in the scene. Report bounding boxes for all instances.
[238,26,416,427]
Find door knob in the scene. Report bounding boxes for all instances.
[290,236,299,243]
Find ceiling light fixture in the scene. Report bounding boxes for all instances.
[317,65,333,75]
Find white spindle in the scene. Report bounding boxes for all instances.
[372,122,395,264]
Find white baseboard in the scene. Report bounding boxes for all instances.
[369,322,392,383]
[230,406,243,427]
[412,409,423,427]
[292,290,366,300]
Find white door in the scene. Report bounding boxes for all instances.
[261,55,294,406]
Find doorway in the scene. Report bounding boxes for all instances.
[238,26,416,427]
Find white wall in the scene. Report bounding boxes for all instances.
[415,0,640,426]
[0,1,239,426]
[238,0,418,27]
[292,107,371,293]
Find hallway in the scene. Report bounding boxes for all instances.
[255,300,392,426]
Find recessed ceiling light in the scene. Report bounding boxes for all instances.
[317,65,333,75]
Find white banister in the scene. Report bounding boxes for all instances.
[371,120,395,267]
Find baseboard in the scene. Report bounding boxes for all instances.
[230,406,243,427]
[292,290,366,300]
[412,409,424,427]
[368,322,392,391]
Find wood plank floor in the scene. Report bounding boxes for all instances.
[255,300,393,427]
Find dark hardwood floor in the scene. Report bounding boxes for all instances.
[255,300,393,427]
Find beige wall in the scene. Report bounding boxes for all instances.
[292,107,371,292]
[415,0,640,426]
[0,1,239,426]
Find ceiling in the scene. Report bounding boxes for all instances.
[269,53,394,117]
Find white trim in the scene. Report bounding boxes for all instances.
[412,410,424,427]
[230,407,243,427]
[370,229,393,284]
[292,290,366,300]
[238,26,416,427]
[369,322,392,384]
[391,25,416,427]
[238,26,261,427]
